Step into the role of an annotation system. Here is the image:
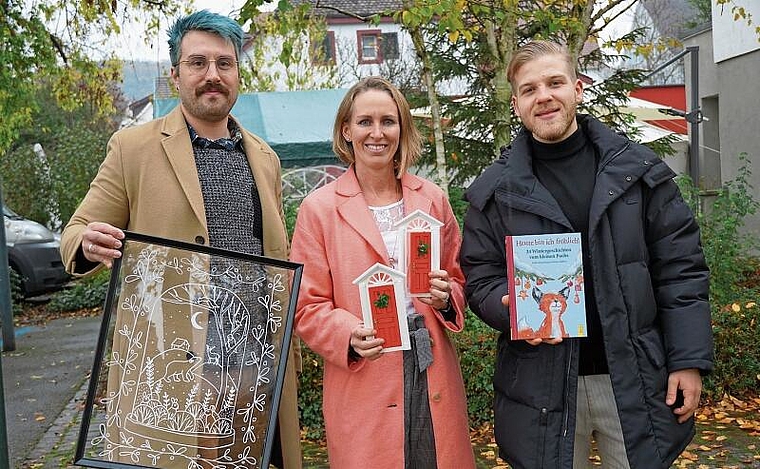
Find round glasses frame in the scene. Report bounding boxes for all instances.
[176,56,239,75]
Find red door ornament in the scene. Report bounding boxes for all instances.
[369,285,402,348]
[409,231,432,295]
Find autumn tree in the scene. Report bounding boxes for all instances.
[1,84,118,228]
[0,0,191,155]
[404,0,660,184]
[715,0,760,39]
[621,1,696,85]
[253,1,669,187]
[240,0,340,91]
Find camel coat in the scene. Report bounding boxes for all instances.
[290,168,475,469]
[61,106,302,469]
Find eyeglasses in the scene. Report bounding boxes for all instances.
[176,56,238,75]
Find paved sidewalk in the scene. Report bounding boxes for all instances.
[1,315,101,468]
[24,378,89,468]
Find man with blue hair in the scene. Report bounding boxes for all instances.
[61,10,302,468]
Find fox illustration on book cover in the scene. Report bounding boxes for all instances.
[516,286,571,339]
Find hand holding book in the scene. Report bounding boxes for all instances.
[501,293,563,345]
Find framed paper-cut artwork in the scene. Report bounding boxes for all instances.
[74,231,302,469]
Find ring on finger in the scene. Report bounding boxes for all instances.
[88,242,95,253]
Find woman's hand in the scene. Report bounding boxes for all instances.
[349,324,385,360]
[420,269,451,311]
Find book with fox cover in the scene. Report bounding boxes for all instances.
[505,233,588,340]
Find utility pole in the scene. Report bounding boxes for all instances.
[0,179,15,469]
[0,188,15,351]
[645,46,703,184]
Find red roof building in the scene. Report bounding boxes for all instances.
[630,85,688,135]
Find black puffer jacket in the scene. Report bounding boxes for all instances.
[460,115,713,469]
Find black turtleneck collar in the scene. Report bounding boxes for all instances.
[529,123,587,161]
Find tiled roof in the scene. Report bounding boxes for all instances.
[290,0,402,18]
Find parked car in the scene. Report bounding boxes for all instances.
[3,205,68,297]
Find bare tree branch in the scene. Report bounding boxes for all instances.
[314,1,373,22]
[590,0,640,36]
[49,33,68,64]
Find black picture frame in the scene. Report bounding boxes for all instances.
[74,231,302,469]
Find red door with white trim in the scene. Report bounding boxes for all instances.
[409,232,431,294]
[369,285,401,347]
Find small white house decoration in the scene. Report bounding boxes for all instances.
[393,209,442,297]
[353,263,410,353]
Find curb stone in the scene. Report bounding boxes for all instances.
[25,378,89,469]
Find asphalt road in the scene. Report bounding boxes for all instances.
[1,315,102,467]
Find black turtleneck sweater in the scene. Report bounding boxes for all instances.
[530,125,609,375]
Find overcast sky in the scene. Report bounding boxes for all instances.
[111,0,637,63]
[112,0,268,62]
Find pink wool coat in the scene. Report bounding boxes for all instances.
[290,168,475,469]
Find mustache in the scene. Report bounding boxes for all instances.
[196,84,229,96]
[535,106,560,115]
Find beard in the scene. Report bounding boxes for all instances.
[180,83,237,123]
[527,101,578,143]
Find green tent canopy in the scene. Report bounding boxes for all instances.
[154,88,348,168]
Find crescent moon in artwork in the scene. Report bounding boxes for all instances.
[190,311,204,330]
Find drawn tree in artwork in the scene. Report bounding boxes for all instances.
[87,242,291,468]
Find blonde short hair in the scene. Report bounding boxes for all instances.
[507,40,578,90]
[332,77,422,178]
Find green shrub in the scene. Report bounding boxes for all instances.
[9,267,23,316]
[676,154,760,398]
[704,290,760,398]
[47,269,110,312]
[448,185,499,427]
[448,184,468,231]
[676,154,759,304]
[298,345,325,441]
[453,312,497,427]
[47,126,109,228]
[284,197,300,239]
[0,144,55,226]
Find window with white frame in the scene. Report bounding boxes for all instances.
[357,30,382,64]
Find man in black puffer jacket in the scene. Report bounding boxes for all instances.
[460,40,713,469]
